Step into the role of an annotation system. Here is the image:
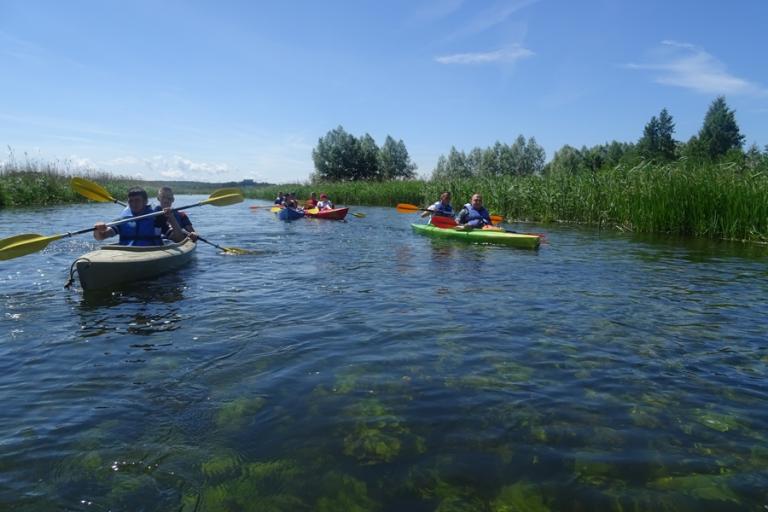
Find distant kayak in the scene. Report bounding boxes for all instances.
[277,207,304,221]
[304,207,349,220]
[411,223,541,249]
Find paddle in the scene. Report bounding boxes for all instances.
[429,214,545,239]
[0,191,244,261]
[396,203,503,223]
[70,178,255,255]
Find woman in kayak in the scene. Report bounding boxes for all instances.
[155,186,199,242]
[457,193,493,229]
[421,191,454,219]
[317,194,335,210]
[93,187,166,246]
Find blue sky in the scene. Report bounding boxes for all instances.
[1,0,766,183]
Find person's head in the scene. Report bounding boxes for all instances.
[157,186,175,208]
[127,187,149,213]
[278,191,284,197]
[440,191,451,204]
[310,192,317,199]
[320,193,328,200]
[470,193,483,208]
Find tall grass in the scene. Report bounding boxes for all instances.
[253,161,768,242]
[0,153,223,208]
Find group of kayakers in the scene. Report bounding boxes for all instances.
[422,191,493,229]
[90,186,488,249]
[274,191,335,213]
[93,186,199,247]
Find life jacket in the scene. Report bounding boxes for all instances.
[116,206,163,246]
[461,203,491,227]
[430,201,453,217]
[318,200,334,210]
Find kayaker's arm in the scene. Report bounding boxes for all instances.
[93,222,116,240]
[163,207,187,243]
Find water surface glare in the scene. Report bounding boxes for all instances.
[1,196,767,511]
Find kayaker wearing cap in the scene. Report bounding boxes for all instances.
[154,186,199,242]
[274,191,285,205]
[317,194,334,210]
[421,191,453,219]
[305,192,318,208]
[93,187,166,246]
[457,193,493,229]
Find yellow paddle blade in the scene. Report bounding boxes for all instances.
[270,206,282,213]
[351,212,366,218]
[221,247,262,255]
[306,207,319,215]
[71,177,119,203]
[0,233,64,261]
[490,214,504,223]
[210,187,243,198]
[395,203,420,212]
[200,193,244,207]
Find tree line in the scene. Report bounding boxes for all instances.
[311,126,417,181]
[547,96,765,175]
[311,96,767,182]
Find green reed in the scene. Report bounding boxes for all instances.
[254,161,768,242]
[0,157,131,208]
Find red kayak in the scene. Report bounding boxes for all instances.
[305,207,349,220]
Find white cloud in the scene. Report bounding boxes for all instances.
[626,40,768,96]
[448,0,539,39]
[409,0,465,23]
[435,45,533,64]
[145,155,231,179]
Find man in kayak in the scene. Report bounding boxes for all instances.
[317,193,335,210]
[305,192,318,208]
[457,193,493,229]
[155,186,199,242]
[93,187,166,246]
[421,191,453,219]
[283,192,302,210]
[274,191,285,205]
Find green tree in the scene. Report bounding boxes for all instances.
[637,108,676,162]
[522,136,546,175]
[356,133,380,180]
[432,146,472,179]
[379,136,417,180]
[697,96,745,160]
[547,145,584,175]
[312,126,360,181]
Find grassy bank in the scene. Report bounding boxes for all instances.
[0,159,241,209]
[252,161,768,242]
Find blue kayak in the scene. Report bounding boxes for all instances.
[277,207,304,221]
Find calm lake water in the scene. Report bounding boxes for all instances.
[1,195,767,511]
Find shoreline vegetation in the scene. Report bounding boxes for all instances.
[3,96,767,242]
[4,159,767,243]
[247,160,768,243]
